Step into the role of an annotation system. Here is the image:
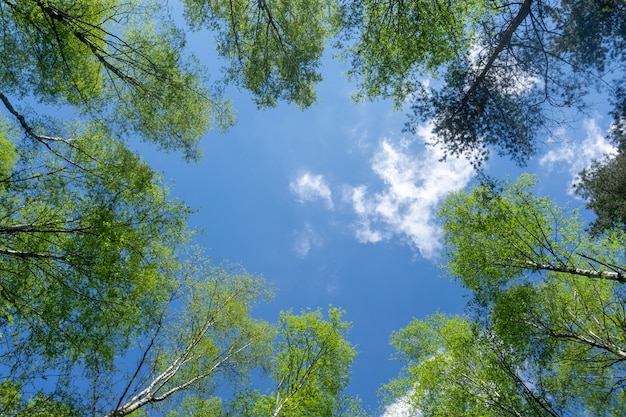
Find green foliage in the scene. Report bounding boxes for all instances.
[0,380,77,417]
[576,151,626,235]
[438,174,626,301]
[0,0,234,160]
[0,119,17,181]
[384,313,561,417]
[165,397,223,417]
[103,259,274,417]
[183,0,340,108]
[231,307,363,417]
[382,175,626,416]
[386,283,626,415]
[0,121,192,373]
[13,0,613,166]
[341,0,491,103]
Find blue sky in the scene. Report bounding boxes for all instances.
[136,6,618,414]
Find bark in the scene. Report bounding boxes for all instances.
[517,259,626,284]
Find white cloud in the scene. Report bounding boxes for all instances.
[292,223,323,258]
[540,117,616,190]
[380,392,421,417]
[325,283,338,295]
[290,171,334,210]
[345,125,474,259]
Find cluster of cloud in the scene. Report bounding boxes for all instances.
[288,117,613,259]
[292,222,323,259]
[289,171,334,210]
[289,125,475,260]
[345,126,474,259]
[540,117,616,190]
[380,395,420,417]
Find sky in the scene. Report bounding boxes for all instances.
[136,4,618,415]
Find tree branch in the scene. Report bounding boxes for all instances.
[0,248,65,260]
[0,92,72,144]
[499,258,626,283]
[459,0,533,109]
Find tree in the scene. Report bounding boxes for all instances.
[182,0,340,108]
[101,260,274,417]
[0,120,199,413]
[438,174,626,295]
[0,0,234,161]
[345,0,626,166]
[380,175,626,416]
[575,151,626,235]
[230,307,365,417]
[0,249,275,417]
[384,313,566,417]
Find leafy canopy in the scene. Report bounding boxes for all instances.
[0,0,234,160]
[230,307,363,417]
[189,0,626,165]
[183,0,340,108]
[383,175,626,416]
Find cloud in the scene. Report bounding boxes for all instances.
[345,125,474,259]
[540,117,616,190]
[290,171,334,210]
[380,392,421,417]
[325,283,338,295]
[292,223,323,258]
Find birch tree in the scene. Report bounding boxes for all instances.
[393,174,626,416]
[0,251,275,417]
[384,314,564,417]
[101,261,274,417]
[182,0,340,108]
[230,308,366,417]
[0,0,236,161]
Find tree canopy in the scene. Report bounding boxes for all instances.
[183,0,340,108]
[0,0,235,161]
[382,175,626,416]
[5,0,624,165]
[188,0,625,165]
[345,0,626,166]
[230,308,364,417]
